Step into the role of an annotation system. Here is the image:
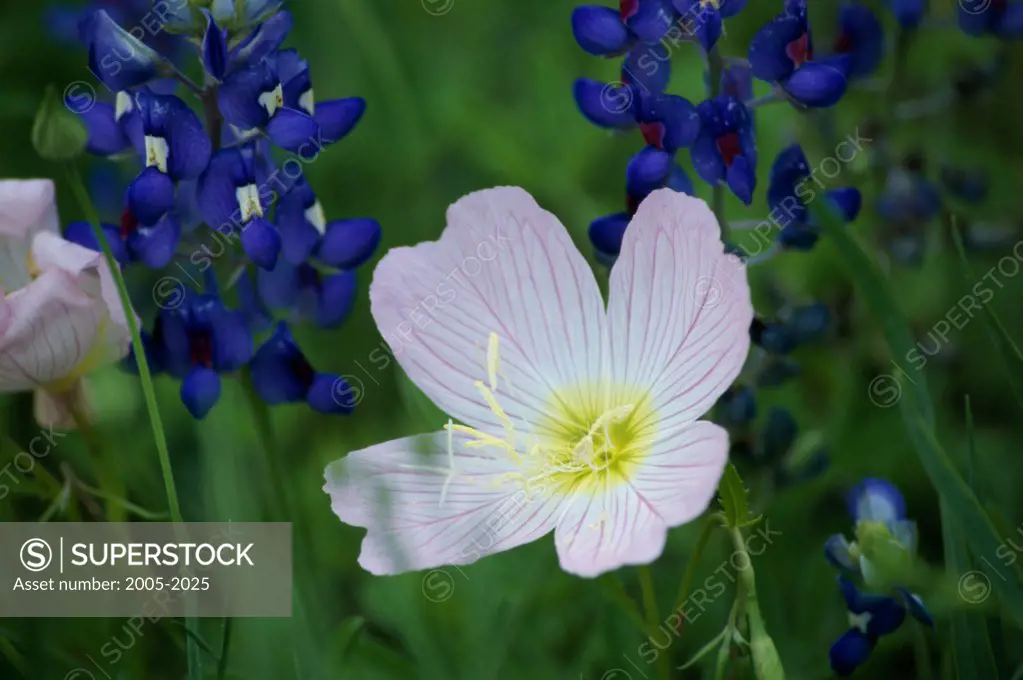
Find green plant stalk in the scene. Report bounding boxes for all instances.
[216,617,233,680]
[638,566,669,680]
[64,165,182,523]
[724,522,785,680]
[714,585,743,680]
[706,47,728,242]
[63,164,201,679]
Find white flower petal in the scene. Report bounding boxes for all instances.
[370,187,606,433]
[325,430,561,575]
[606,189,753,432]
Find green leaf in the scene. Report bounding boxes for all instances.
[950,217,1023,416]
[941,397,998,680]
[718,463,758,528]
[335,616,366,667]
[814,201,1023,627]
[31,85,88,162]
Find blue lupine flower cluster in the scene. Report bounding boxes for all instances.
[824,479,933,676]
[571,0,885,488]
[64,0,379,418]
[572,0,890,258]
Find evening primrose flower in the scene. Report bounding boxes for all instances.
[324,186,752,577]
[0,179,131,428]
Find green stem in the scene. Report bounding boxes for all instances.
[722,519,785,680]
[63,164,183,524]
[69,401,125,521]
[63,163,199,679]
[912,619,935,680]
[706,47,729,242]
[75,481,169,520]
[216,617,233,680]
[673,516,717,614]
[638,566,670,680]
[714,585,743,680]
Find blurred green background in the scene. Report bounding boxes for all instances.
[2,0,1023,678]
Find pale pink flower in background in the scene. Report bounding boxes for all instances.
[324,187,753,577]
[0,179,131,429]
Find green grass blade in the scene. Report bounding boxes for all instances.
[940,397,998,680]
[815,203,1023,626]
[950,217,1023,415]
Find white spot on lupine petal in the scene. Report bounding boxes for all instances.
[236,184,263,222]
[115,91,134,122]
[848,611,872,634]
[258,84,285,118]
[144,135,169,173]
[299,89,315,117]
[304,201,326,235]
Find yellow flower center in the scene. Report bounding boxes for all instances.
[443,333,655,503]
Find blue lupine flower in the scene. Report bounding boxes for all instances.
[571,5,635,56]
[940,166,989,204]
[198,146,282,270]
[886,0,927,30]
[79,9,165,92]
[128,89,212,224]
[573,79,639,129]
[161,0,285,32]
[829,577,906,676]
[720,61,754,102]
[270,49,368,146]
[748,0,851,108]
[691,96,756,204]
[784,302,832,345]
[833,3,885,79]
[824,479,933,675]
[637,93,701,153]
[64,207,180,270]
[251,322,355,414]
[767,144,861,251]
[716,384,757,427]
[276,176,382,266]
[620,0,679,42]
[672,0,749,52]
[959,0,1023,37]
[587,145,692,264]
[750,316,795,354]
[156,292,254,419]
[201,9,230,81]
[760,406,797,460]
[217,59,320,153]
[876,167,941,226]
[258,261,359,330]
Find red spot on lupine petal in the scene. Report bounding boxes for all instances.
[834,32,854,54]
[786,32,812,67]
[640,121,666,149]
[119,207,138,240]
[620,0,639,21]
[716,132,742,167]
[189,332,214,369]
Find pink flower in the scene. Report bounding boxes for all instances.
[324,187,753,577]
[0,179,132,428]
